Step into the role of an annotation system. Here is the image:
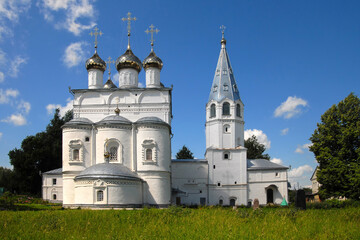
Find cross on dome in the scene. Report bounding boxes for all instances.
[105,57,115,79]
[89,27,103,53]
[122,12,137,49]
[145,24,160,51]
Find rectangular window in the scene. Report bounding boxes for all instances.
[52,178,57,185]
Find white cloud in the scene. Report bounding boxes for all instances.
[295,143,312,154]
[63,42,88,68]
[274,96,308,119]
[9,56,27,77]
[270,158,283,165]
[0,132,2,140]
[0,0,31,40]
[280,128,289,135]
[0,72,4,83]
[17,100,31,114]
[2,113,27,126]
[39,0,96,36]
[138,82,144,88]
[244,129,271,149]
[0,88,19,104]
[46,98,73,116]
[289,165,313,178]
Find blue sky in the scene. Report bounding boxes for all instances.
[0,0,359,188]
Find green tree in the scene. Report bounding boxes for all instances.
[8,109,73,195]
[245,135,270,160]
[309,93,360,200]
[176,145,194,159]
[0,167,14,192]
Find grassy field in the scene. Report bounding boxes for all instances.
[1,206,360,239]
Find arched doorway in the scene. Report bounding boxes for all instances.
[267,188,274,204]
[229,198,236,206]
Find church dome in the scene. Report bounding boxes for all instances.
[136,116,167,125]
[97,115,132,125]
[103,79,117,89]
[85,52,106,72]
[75,163,141,181]
[143,50,163,70]
[115,49,142,73]
[63,117,93,126]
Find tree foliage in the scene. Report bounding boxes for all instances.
[176,145,194,159]
[8,109,73,195]
[309,93,360,200]
[244,135,270,160]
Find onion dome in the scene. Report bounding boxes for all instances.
[103,79,117,89]
[85,52,106,72]
[75,163,141,181]
[115,49,142,72]
[143,50,163,70]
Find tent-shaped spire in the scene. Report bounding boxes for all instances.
[208,36,241,102]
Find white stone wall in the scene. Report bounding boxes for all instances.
[208,186,248,206]
[247,169,288,205]
[42,174,63,203]
[171,161,208,205]
[88,69,104,89]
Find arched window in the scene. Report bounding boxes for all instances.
[97,190,104,202]
[236,104,241,117]
[223,124,230,133]
[219,199,223,206]
[109,146,118,162]
[73,149,79,161]
[53,194,57,200]
[224,153,229,159]
[230,198,236,207]
[210,104,216,118]
[222,102,230,115]
[146,149,152,161]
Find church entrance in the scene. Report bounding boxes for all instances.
[267,189,274,204]
[229,198,236,206]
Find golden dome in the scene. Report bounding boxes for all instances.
[115,49,142,73]
[143,50,163,70]
[85,52,106,71]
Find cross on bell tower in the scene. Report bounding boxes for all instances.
[122,12,137,49]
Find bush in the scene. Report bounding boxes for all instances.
[307,199,360,209]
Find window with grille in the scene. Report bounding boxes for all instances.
[109,146,118,162]
[97,190,104,202]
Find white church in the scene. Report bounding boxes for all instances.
[42,16,288,208]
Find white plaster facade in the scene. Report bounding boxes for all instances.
[42,31,289,208]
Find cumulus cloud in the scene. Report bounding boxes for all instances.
[270,158,283,165]
[0,0,31,40]
[244,129,271,149]
[38,0,96,36]
[46,98,73,116]
[274,96,308,119]
[17,100,31,114]
[63,42,88,68]
[2,113,27,126]
[280,128,289,135]
[0,88,19,104]
[9,56,27,77]
[289,165,313,178]
[295,143,313,154]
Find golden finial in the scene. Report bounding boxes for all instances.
[89,27,103,53]
[220,25,226,45]
[145,24,160,51]
[122,12,137,49]
[105,56,115,79]
[114,106,120,115]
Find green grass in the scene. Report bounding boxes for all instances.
[1,206,359,239]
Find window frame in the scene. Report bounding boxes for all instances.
[222,102,230,116]
[210,104,216,118]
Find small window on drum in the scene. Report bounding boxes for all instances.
[223,124,230,133]
[109,147,118,162]
[146,149,152,161]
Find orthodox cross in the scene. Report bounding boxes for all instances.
[122,12,137,49]
[220,25,226,39]
[145,24,159,51]
[89,27,103,52]
[105,57,115,79]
